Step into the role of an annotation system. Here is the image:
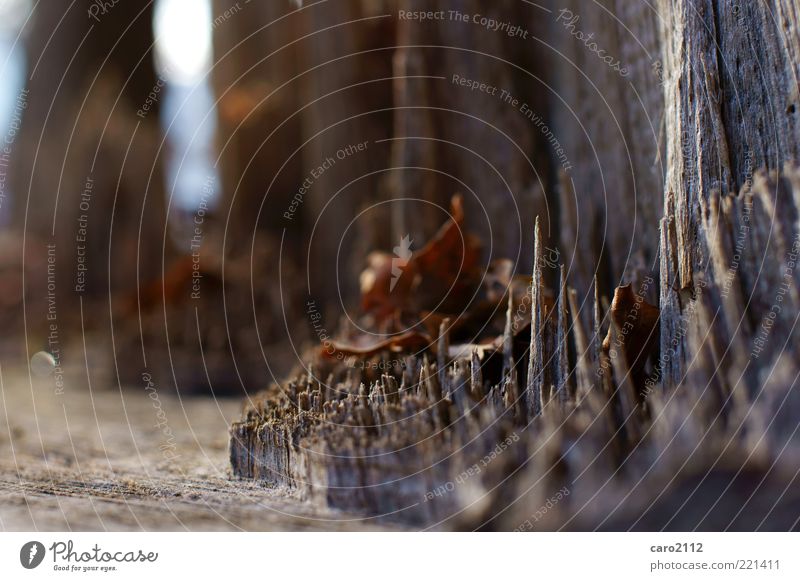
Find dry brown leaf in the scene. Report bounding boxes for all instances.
[359,194,482,323]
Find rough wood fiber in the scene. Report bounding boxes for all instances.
[230,1,800,530]
[230,165,800,528]
[0,368,392,531]
[657,0,800,385]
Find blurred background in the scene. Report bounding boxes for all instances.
[0,0,665,396]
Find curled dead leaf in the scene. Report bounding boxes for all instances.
[601,284,660,398]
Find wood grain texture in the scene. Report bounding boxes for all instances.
[0,366,395,531]
[656,0,800,384]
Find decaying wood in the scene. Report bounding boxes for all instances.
[229,0,800,530]
[656,0,800,387]
[230,166,800,528]
[0,368,391,531]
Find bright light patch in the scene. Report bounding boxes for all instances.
[154,0,212,85]
[0,0,32,34]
